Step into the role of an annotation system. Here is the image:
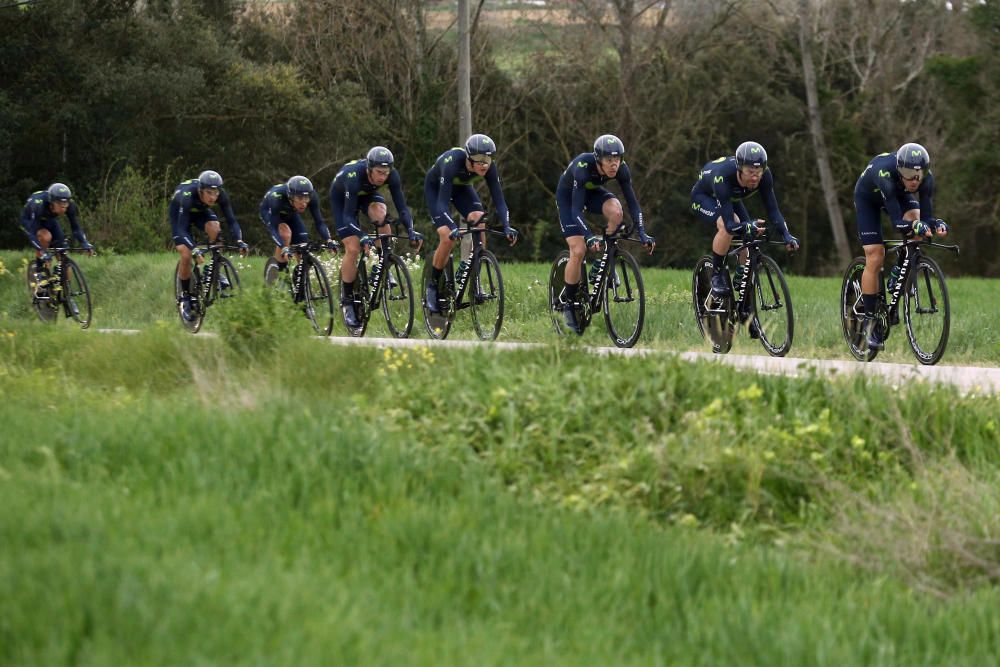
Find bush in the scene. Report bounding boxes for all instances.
[81,163,176,254]
[214,282,312,356]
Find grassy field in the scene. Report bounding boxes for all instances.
[3,250,1000,664]
[2,249,998,364]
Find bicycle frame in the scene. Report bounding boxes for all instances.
[583,228,645,310]
[882,239,959,320]
[726,236,788,319]
[361,229,408,311]
[450,225,507,309]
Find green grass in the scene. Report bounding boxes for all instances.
[2,249,999,364]
[4,251,1000,663]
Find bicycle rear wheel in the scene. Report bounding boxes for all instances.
[175,262,204,333]
[301,254,335,336]
[381,255,414,338]
[839,257,873,361]
[547,251,591,337]
[691,256,733,354]
[26,262,59,323]
[61,257,93,329]
[470,250,504,341]
[752,255,792,357]
[603,250,644,348]
[903,255,950,365]
[421,257,453,340]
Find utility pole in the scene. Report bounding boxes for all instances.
[457,0,472,143]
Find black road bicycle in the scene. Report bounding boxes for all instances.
[692,234,794,356]
[174,242,241,333]
[341,222,416,338]
[840,238,959,365]
[421,218,513,341]
[264,241,336,336]
[548,226,646,348]
[26,247,93,329]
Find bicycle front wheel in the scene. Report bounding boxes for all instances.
[603,250,644,348]
[904,255,950,365]
[26,262,59,323]
[421,257,453,340]
[691,256,733,354]
[470,250,505,341]
[175,262,204,333]
[301,254,335,336]
[61,257,93,329]
[381,255,414,338]
[752,255,793,357]
[839,257,871,361]
[207,255,241,307]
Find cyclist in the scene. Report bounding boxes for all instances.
[853,142,947,350]
[170,170,247,320]
[423,133,518,312]
[20,183,95,276]
[690,141,799,305]
[329,146,423,328]
[260,174,339,274]
[555,134,655,334]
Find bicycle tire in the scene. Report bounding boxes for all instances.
[61,257,93,329]
[752,254,793,357]
[602,250,644,348]
[343,261,370,337]
[904,254,950,365]
[421,257,453,340]
[301,253,335,336]
[175,262,205,333]
[470,250,505,341]
[207,255,241,308]
[839,257,873,361]
[547,250,591,337]
[26,262,59,323]
[380,254,414,339]
[691,256,733,354]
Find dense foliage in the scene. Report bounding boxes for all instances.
[2,0,999,275]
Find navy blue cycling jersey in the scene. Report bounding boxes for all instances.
[556,152,644,230]
[424,148,510,228]
[168,180,243,246]
[691,157,788,233]
[329,160,414,233]
[19,191,88,250]
[259,183,331,246]
[854,152,936,228]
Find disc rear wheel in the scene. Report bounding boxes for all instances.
[840,257,872,361]
[692,256,733,354]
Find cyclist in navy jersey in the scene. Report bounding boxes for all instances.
[170,170,247,319]
[260,174,339,267]
[423,133,518,312]
[853,142,947,350]
[20,183,95,272]
[690,141,799,301]
[330,146,423,328]
[555,134,654,334]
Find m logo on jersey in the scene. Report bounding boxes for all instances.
[578,161,587,168]
[714,176,724,184]
[879,170,891,178]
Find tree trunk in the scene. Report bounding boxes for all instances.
[457,0,472,143]
[798,0,851,267]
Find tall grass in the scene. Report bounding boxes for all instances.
[3,255,1000,663]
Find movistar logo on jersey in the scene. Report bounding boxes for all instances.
[879,170,891,178]
[578,161,587,168]
[348,172,357,179]
[714,176,724,184]
[444,156,453,163]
